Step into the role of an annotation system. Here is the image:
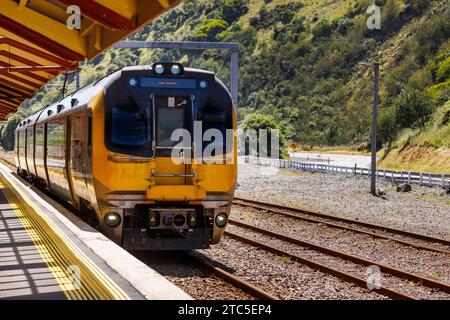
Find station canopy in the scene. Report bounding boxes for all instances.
[0,0,180,120]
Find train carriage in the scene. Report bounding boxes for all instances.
[15,63,237,250]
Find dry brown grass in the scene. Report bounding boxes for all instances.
[378,143,450,174]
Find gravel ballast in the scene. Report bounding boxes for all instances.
[235,163,450,240]
[231,205,450,285]
[226,224,450,299]
[133,252,255,300]
[198,238,386,300]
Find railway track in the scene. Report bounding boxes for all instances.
[187,252,278,300]
[134,251,278,300]
[226,218,450,299]
[233,197,450,254]
[224,229,415,300]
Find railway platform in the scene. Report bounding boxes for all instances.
[0,162,191,300]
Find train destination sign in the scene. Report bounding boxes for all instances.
[136,77,208,90]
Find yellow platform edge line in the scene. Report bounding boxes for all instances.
[1,181,108,299]
[7,203,78,300]
[4,194,103,300]
[0,172,130,300]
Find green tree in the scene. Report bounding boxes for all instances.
[218,0,249,24]
[378,107,399,144]
[242,113,285,158]
[435,56,450,83]
[312,20,332,40]
[0,113,24,151]
[404,0,429,13]
[192,19,229,41]
[394,89,435,129]
[381,0,398,29]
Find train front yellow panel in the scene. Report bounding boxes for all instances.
[89,63,237,250]
[16,63,237,250]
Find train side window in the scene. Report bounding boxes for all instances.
[26,128,34,158]
[35,125,45,159]
[19,130,26,154]
[47,122,65,161]
[201,107,232,155]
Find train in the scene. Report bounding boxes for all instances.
[15,62,237,250]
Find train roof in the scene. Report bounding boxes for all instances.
[17,65,217,129]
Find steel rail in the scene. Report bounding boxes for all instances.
[224,231,415,300]
[233,197,450,253]
[187,253,279,300]
[229,219,450,295]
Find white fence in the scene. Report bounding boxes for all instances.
[243,156,450,188]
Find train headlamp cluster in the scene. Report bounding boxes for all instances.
[215,213,228,228]
[104,212,121,228]
[162,214,186,227]
[147,211,199,228]
[152,62,184,75]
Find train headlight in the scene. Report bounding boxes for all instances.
[215,213,227,228]
[154,64,165,75]
[170,65,181,75]
[104,212,121,228]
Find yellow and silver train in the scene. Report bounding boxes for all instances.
[15,62,237,250]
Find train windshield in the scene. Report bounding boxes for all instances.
[106,99,153,157]
[111,106,151,146]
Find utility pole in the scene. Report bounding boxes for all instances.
[360,62,379,196]
[371,62,379,196]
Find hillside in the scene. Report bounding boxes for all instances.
[1,0,449,172]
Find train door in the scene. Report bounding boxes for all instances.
[26,126,37,177]
[69,113,91,203]
[15,130,21,170]
[43,123,51,188]
[18,129,26,173]
[46,119,72,202]
[154,95,190,185]
[35,123,49,187]
[65,117,77,204]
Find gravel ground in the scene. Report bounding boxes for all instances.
[198,238,386,300]
[132,251,255,300]
[227,224,450,300]
[231,206,450,285]
[236,163,450,240]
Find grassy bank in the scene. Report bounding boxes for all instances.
[378,144,450,173]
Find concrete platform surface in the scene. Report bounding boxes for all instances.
[0,162,192,300]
